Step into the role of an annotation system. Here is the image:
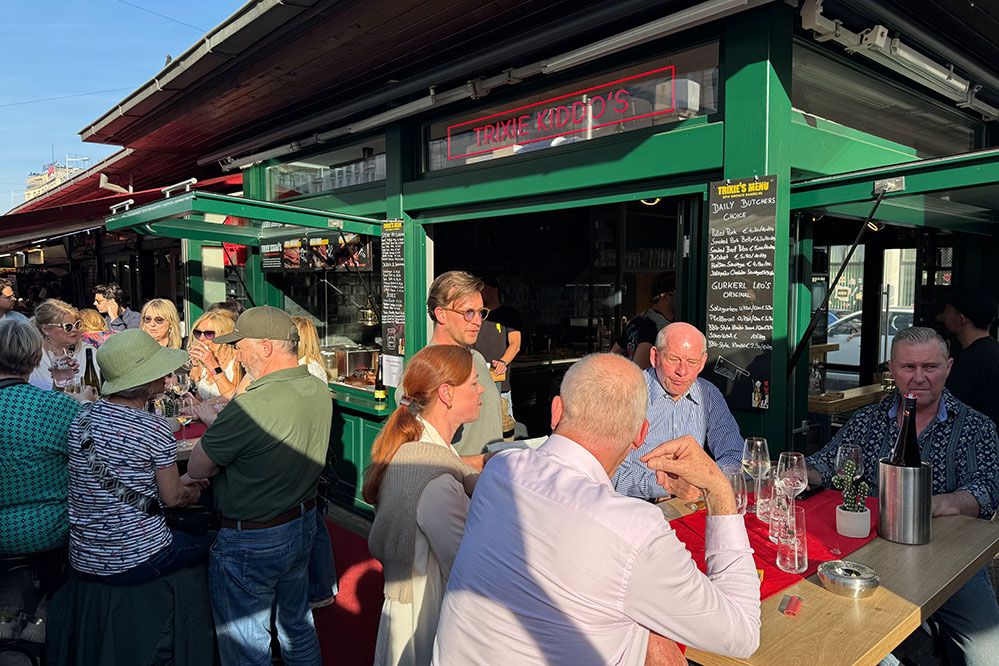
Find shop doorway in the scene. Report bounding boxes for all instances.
[428,196,690,437]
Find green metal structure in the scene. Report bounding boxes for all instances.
[100,4,999,514]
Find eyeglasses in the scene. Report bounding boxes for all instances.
[441,307,490,322]
[143,315,166,325]
[193,329,216,340]
[47,320,82,333]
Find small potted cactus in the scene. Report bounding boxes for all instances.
[832,460,871,538]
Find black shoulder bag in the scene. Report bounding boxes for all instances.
[76,403,217,535]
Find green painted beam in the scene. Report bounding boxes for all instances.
[133,219,261,245]
[791,147,999,209]
[278,186,389,219]
[416,182,709,225]
[106,190,385,238]
[789,113,919,177]
[403,120,723,212]
[721,3,796,448]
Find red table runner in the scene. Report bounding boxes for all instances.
[669,489,878,600]
[174,422,207,440]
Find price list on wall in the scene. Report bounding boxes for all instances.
[380,220,406,366]
[705,175,777,410]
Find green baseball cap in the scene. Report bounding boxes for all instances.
[214,306,300,344]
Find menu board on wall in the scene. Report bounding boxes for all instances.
[705,175,777,411]
[380,220,406,375]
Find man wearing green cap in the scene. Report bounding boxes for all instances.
[186,306,332,666]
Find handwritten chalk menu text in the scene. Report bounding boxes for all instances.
[381,220,406,359]
[705,175,777,410]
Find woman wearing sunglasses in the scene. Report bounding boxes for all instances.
[187,310,242,401]
[140,299,183,349]
[28,299,100,392]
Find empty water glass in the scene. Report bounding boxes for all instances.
[776,505,808,574]
[722,465,748,515]
[769,491,789,543]
[756,468,776,524]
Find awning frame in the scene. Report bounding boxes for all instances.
[105,191,384,246]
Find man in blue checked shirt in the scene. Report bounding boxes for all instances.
[612,322,744,499]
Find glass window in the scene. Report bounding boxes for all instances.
[426,42,719,172]
[793,44,980,158]
[267,137,386,200]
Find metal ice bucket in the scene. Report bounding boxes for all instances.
[878,458,932,545]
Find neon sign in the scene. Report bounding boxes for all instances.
[446,65,675,161]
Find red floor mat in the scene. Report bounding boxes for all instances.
[314,519,384,666]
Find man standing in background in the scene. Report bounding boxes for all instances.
[93,283,140,331]
[0,278,27,323]
[940,289,999,429]
[474,274,522,431]
[612,271,676,369]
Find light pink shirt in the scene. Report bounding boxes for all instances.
[432,434,760,665]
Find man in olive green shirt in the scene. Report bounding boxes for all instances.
[187,306,331,666]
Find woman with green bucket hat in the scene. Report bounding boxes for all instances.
[66,329,212,585]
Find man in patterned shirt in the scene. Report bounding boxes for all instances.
[807,326,999,666]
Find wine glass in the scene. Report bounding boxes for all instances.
[722,465,748,516]
[176,395,196,439]
[50,347,77,389]
[776,451,808,512]
[741,437,770,515]
[835,444,865,481]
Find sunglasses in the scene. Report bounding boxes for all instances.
[143,315,166,325]
[48,320,83,333]
[193,329,216,340]
[441,307,490,322]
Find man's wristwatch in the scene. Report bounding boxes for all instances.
[213,366,224,376]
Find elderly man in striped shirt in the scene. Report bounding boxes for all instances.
[613,322,744,499]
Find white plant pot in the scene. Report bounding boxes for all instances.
[836,505,871,539]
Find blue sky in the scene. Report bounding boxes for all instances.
[0,1,246,213]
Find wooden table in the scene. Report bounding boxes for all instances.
[662,500,999,666]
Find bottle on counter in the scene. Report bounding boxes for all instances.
[888,393,921,467]
[373,354,387,402]
[83,348,101,394]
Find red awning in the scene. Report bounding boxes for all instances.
[0,174,242,247]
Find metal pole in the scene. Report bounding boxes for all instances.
[787,189,887,379]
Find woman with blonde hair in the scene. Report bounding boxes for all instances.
[140,299,183,349]
[365,345,486,666]
[187,309,241,401]
[290,316,328,382]
[78,308,112,349]
[29,299,100,391]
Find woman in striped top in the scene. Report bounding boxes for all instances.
[67,330,210,585]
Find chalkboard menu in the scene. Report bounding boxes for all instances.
[705,175,777,410]
[381,220,406,361]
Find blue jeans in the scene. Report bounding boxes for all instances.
[308,508,338,604]
[209,508,320,666]
[880,567,999,666]
[80,529,212,586]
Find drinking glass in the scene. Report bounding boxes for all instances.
[768,490,789,543]
[741,437,770,514]
[756,468,776,524]
[176,395,196,439]
[722,465,748,515]
[50,347,76,389]
[835,444,865,480]
[776,451,808,512]
[776,505,808,574]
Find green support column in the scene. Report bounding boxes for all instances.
[385,123,428,357]
[721,3,796,448]
[243,163,284,308]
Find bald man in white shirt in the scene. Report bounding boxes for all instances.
[432,353,760,666]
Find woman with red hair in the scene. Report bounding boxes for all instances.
[364,345,485,666]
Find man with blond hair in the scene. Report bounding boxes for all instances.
[432,353,760,665]
[425,270,503,454]
[613,322,744,499]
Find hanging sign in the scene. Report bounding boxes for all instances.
[705,175,777,410]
